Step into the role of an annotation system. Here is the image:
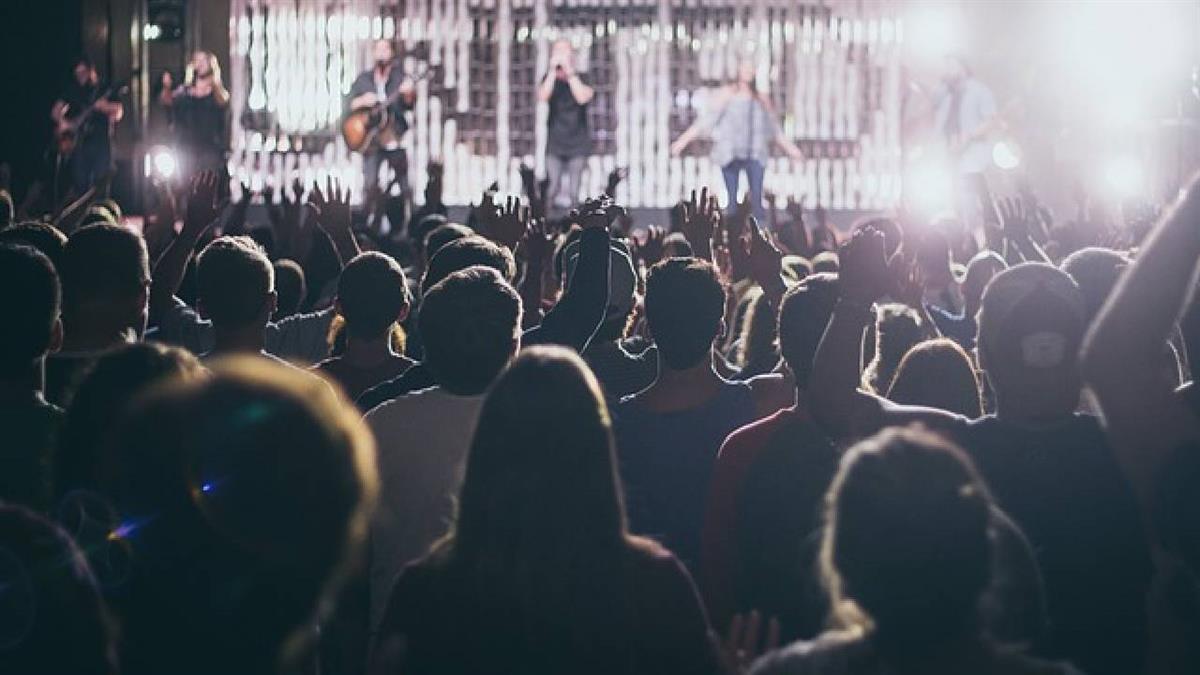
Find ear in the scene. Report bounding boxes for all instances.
[265,290,278,321]
[396,301,410,324]
[334,298,344,317]
[48,317,64,355]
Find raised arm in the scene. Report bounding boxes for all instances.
[308,177,361,266]
[1082,171,1200,501]
[524,197,618,351]
[150,172,220,325]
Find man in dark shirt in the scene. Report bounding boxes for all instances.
[348,40,415,203]
[538,40,594,212]
[52,57,123,198]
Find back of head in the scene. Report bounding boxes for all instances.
[778,272,839,389]
[962,251,1007,313]
[271,259,306,319]
[812,250,840,274]
[454,347,625,561]
[105,358,377,674]
[0,189,13,229]
[424,222,473,261]
[977,263,1086,415]
[337,252,410,341]
[563,237,638,342]
[0,244,60,379]
[418,266,522,395]
[645,257,726,370]
[197,236,274,330]
[866,303,923,393]
[887,338,982,418]
[0,504,116,675]
[412,213,448,261]
[1060,246,1129,322]
[421,235,516,295]
[57,342,204,497]
[823,426,992,651]
[0,221,68,270]
[60,223,149,329]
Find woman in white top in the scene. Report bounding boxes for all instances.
[670,59,804,222]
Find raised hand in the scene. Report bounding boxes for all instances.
[635,224,666,267]
[519,216,555,271]
[838,227,890,305]
[309,177,353,236]
[604,166,628,197]
[679,187,719,258]
[997,196,1034,242]
[725,192,753,281]
[481,194,527,250]
[183,170,220,240]
[224,180,254,235]
[745,216,784,294]
[572,195,626,231]
[720,611,781,674]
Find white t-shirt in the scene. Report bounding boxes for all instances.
[364,387,485,629]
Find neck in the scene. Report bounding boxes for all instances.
[342,335,397,366]
[651,354,722,392]
[0,362,46,403]
[212,326,266,355]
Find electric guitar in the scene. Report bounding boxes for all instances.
[54,80,130,157]
[341,64,433,153]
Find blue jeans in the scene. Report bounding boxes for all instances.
[721,158,766,222]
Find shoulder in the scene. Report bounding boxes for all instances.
[750,632,868,675]
[719,409,787,460]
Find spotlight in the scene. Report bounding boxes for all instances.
[992,141,1020,170]
[145,146,177,180]
[905,160,953,214]
[1104,156,1143,197]
[142,24,163,41]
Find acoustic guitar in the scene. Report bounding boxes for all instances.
[341,64,432,153]
[55,80,131,157]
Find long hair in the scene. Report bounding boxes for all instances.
[887,338,982,418]
[820,427,994,658]
[185,51,229,106]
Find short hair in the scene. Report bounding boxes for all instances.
[418,266,522,395]
[961,251,1007,312]
[60,223,149,311]
[0,244,60,378]
[0,504,117,675]
[645,258,726,370]
[1060,247,1129,322]
[822,426,992,641]
[411,213,448,255]
[863,303,923,394]
[197,236,274,328]
[421,235,517,295]
[778,272,839,389]
[104,358,377,672]
[337,252,410,340]
[0,220,68,269]
[272,259,306,319]
[812,251,840,274]
[0,189,13,229]
[424,223,474,260]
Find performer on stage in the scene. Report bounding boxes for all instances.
[348,40,415,200]
[933,55,998,229]
[51,57,124,196]
[538,39,594,212]
[169,51,231,178]
[670,59,803,221]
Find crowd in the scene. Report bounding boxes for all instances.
[0,142,1198,675]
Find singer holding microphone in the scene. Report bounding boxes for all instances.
[538,39,594,212]
[670,59,804,221]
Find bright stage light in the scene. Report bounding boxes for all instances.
[147,146,177,180]
[905,160,953,214]
[992,141,1020,171]
[1104,156,1143,197]
[143,23,163,41]
[903,5,965,61]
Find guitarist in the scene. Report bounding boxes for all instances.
[933,55,997,231]
[348,40,415,202]
[51,57,124,197]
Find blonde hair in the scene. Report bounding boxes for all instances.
[185,50,230,106]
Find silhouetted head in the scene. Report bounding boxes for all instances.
[196,236,276,333]
[863,303,923,394]
[887,338,982,418]
[60,224,150,346]
[961,251,1006,316]
[778,273,840,390]
[336,252,411,342]
[373,40,395,69]
[0,244,61,381]
[645,258,726,371]
[271,259,306,320]
[976,263,1086,421]
[0,504,116,675]
[822,426,993,652]
[418,266,522,395]
[1060,246,1128,322]
[421,235,517,295]
[104,357,377,675]
[0,221,68,270]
